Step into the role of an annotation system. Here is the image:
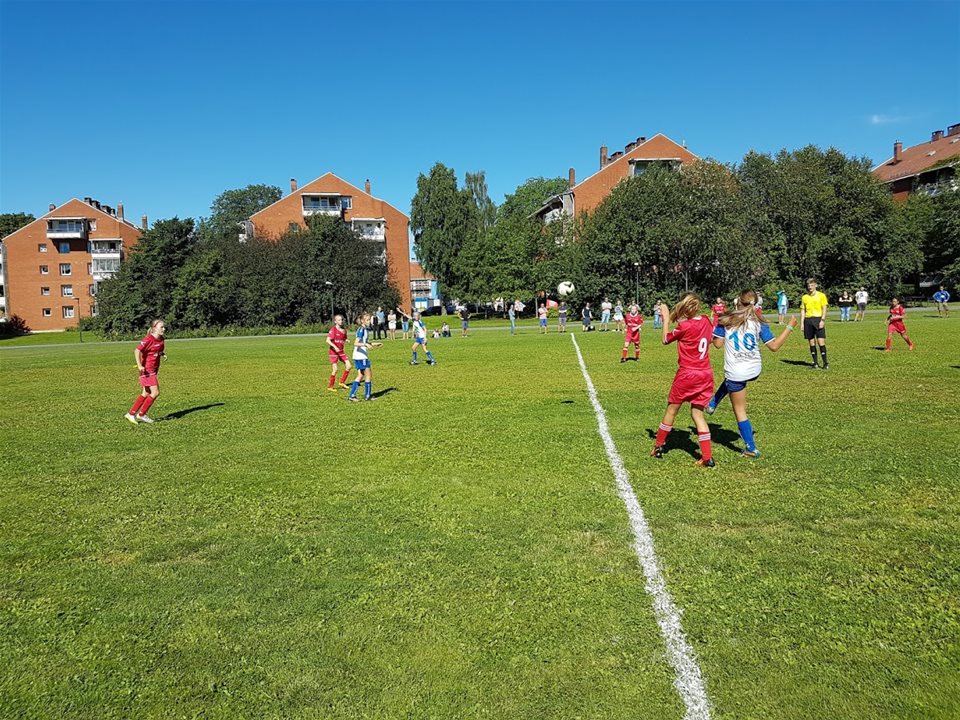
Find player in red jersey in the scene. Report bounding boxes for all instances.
[651,294,717,467]
[125,319,166,424]
[620,303,644,362]
[711,297,726,326]
[325,314,352,391]
[885,297,915,352]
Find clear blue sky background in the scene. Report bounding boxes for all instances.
[1,0,958,230]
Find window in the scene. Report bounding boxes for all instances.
[39,243,48,253]
[42,308,52,317]
[62,306,75,319]
[59,263,71,275]
[40,265,49,274]
[92,258,120,274]
[340,197,352,210]
[62,285,73,297]
[87,263,92,275]
[41,287,50,296]
[59,242,70,253]
[89,220,96,231]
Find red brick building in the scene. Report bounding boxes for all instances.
[872,123,960,201]
[534,133,700,222]
[2,198,143,331]
[247,173,412,309]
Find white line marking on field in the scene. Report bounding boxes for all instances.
[570,333,711,720]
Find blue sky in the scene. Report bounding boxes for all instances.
[1,0,958,227]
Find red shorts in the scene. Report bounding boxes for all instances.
[888,321,906,334]
[667,368,714,407]
[625,328,641,344]
[329,351,348,364]
[139,371,159,388]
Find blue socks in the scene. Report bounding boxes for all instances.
[412,351,418,362]
[364,381,371,400]
[710,381,729,409]
[737,419,756,452]
[426,351,434,361]
[349,380,359,398]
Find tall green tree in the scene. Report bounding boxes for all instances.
[925,188,960,285]
[207,184,282,239]
[464,171,497,231]
[0,212,35,239]
[410,163,478,296]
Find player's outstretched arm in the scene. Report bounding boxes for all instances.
[765,316,797,352]
[659,302,672,344]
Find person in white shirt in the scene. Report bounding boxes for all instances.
[600,298,613,331]
[854,287,869,322]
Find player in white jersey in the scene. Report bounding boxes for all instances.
[706,290,797,457]
[348,312,382,401]
[398,308,436,365]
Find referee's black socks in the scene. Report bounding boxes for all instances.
[810,346,819,365]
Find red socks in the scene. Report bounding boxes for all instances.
[139,396,155,416]
[885,338,892,351]
[328,375,336,389]
[340,369,350,384]
[698,432,713,461]
[655,423,672,447]
[130,395,146,415]
[635,349,640,359]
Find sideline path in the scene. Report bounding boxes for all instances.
[570,332,711,720]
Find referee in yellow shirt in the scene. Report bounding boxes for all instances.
[800,278,829,369]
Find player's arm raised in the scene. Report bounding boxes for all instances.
[659,302,673,344]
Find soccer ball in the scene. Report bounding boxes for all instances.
[557,281,575,297]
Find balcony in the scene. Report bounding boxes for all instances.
[352,219,386,241]
[90,240,122,258]
[302,195,347,217]
[91,258,121,280]
[46,218,88,240]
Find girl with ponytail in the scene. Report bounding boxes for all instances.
[706,290,797,457]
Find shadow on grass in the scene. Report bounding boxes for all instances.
[871,346,888,351]
[161,403,225,420]
[370,387,397,399]
[644,423,741,459]
[560,400,575,404]
[780,359,815,367]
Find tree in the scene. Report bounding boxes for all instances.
[0,213,35,239]
[464,171,497,231]
[925,188,960,286]
[207,184,282,239]
[410,163,478,296]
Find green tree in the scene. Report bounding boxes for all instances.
[0,212,35,239]
[464,171,497,231]
[925,188,960,286]
[207,184,282,239]
[410,163,478,296]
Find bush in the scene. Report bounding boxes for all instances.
[0,314,30,338]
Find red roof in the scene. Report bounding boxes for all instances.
[873,128,960,183]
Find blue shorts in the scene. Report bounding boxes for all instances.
[414,337,427,346]
[724,375,758,393]
[354,358,371,371]
[461,320,468,329]
[539,318,547,327]
[778,304,788,313]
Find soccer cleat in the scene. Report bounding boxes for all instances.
[338,382,350,389]
[650,445,665,459]
[694,458,716,468]
[705,402,716,416]
[427,359,436,365]
[822,364,829,370]
[810,362,819,370]
[620,358,627,363]
[124,413,139,425]
[326,387,338,393]
[348,396,360,402]
[741,449,761,459]
[136,415,155,424]
[364,397,374,402]
[409,361,419,365]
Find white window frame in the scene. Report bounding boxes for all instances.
[41,287,50,296]
[39,243,48,253]
[61,285,74,297]
[42,308,52,317]
[40,265,49,275]
[59,263,71,276]
[62,306,75,319]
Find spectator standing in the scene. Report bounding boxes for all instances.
[613,300,625,332]
[581,303,593,332]
[854,287,869,322]
[508,302,517,335]
[558,302,568,333]
[387,310,398,340]
[838,291,853,322]
[653,300,663,329]
[933,286,951,317]
[777,289,789,324]
[459,305,470,337]
[600,298,613,331]
[538,304,549,334]
[376,306,386,339]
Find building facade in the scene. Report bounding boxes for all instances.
[2,198,143,331]
[248,173,412,309]
[872,124,960,201]
[534,133,700,222]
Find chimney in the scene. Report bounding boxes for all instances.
[568,167,576,188]
[932,129,945,142]
[600,145,608,168]
[636,136,646,145]
[141,214,148,231]
[93,200,101,210]
[290,178,297,193]
[610,150,623,162]
[893,141,902,163]
[365,178,371,194]
[48,203,56,212]
[625,142,637,153]
[117,202,124,220]
[83,197,92,204]
[948,123,960,137]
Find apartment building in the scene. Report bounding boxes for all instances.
[2,198,143,331]
[247,173,412,309]
[534,133,700,223]
[872,124,960,201]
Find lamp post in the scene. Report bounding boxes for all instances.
[633,262,640,305]
[324,281,334,321]
[73,297,83,343]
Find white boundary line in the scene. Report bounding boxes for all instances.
[570,333,711,720]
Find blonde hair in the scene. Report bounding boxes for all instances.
[356,312,370,325]
[149,318,166,334]
[670,293,702,324]
[719,291,758,330]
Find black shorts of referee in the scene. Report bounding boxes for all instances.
[803,316,826,340]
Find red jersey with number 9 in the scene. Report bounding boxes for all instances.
[665,316,714,370]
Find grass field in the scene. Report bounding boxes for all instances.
[2,314,958,719]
